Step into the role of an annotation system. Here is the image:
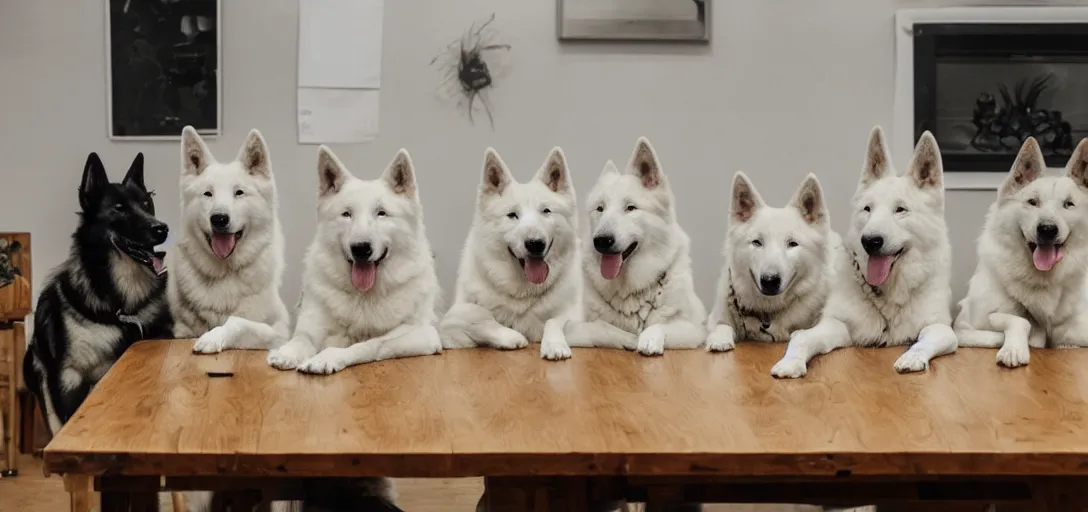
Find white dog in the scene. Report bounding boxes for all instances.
[770,127,958,378]
[266,146,442,375]
[439,147,582,360]
[565,137,706,356]
[705,172,841,352]
[954,137,1088,368]
[169,126,290,353]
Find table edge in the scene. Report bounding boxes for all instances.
[42,450,1088,478]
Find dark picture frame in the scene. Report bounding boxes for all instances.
[106,0,222,140]
[557,0,711,43]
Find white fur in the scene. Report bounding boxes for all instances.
[440,147,583,360]
[566,137,707,356]
[771,127,958,378]
[167,127,292,512]
[706,172,841,352]
[267,146,442,374]
[168,126,290,353]
[954,137,1088,368]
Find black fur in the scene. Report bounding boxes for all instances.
[23,152,173,432]
[301,478,404,512]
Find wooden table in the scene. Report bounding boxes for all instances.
[43,340,1088,511]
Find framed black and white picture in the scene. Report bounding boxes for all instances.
[106,0,222,140]
[557,0,710,43]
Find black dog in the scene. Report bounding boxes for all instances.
[23,152,172,435]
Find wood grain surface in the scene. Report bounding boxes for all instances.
[43,340,1088,479]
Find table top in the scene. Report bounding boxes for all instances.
[43,340,1088,478]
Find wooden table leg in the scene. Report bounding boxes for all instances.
[483,477,593,512]
[64,474,95,512]
[171,492,187,512]
[220,489,264,512]
[100,490,158,512]
[1029,478,1088,511]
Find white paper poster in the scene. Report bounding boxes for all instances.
[298,88,380,144]
[297,0,384,143]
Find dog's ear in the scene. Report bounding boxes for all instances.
[601,159,620,177]
[181,126,212,176]
[1001,137,1045,197]
[122,153,146,191]
[730,172,764,223]
[627,137,665,190]
[382,149,418,198]
[907,131,943,190]
[316,145,349,198]
[536,147,573,196]
[237,129,272,179]
[790,173,827,226]
[860,126,891,189]
[79,152,109,212]
[1066,138,1088,189]
[480,148,513,197]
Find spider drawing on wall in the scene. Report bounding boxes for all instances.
[430,13,511,129]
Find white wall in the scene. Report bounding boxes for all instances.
[2,0,1085,317]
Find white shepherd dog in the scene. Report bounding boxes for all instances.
[169,126,290,353]
[954,137,1088,368]
[705,172,841,352]
[439,147,582,360]
[565,137,706,356]
[770,127,958,378]
[267,146,442,375]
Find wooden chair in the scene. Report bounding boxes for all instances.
[1,321,25,477]
[0,232,30,478]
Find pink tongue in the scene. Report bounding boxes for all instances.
[152,257,165,275]
[866,255,894,286]
[523,258,549,284]
[600,254,622,280]
[351,261,377,292]
[211,233,236,259]
[1033,244,1062,271]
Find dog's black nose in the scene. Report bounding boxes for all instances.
[861,234,884,255]
[150,224,168,245]
[1037,222,1059,243]
[524,239,547,257]
[593,235,616,253]
[350,242,373,262]
[210,213,230,230]
[759,274,782,296]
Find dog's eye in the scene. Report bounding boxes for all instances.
[234,190,244,197]
[787,239,799,248]
[595,205,604,213]
[625,205,638,212]
[1027,198,1039,207]
[751,240,762,248]
[1065,200,1075,209]
[895,206,908,214]
[507,212,518,220]
[862,206,871,213]
[376,210,387,217]
[203,191,212,197]
[542,208,552,215]
[113,203,125,211]
[341,210,352,218]
[143,201,151,209]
